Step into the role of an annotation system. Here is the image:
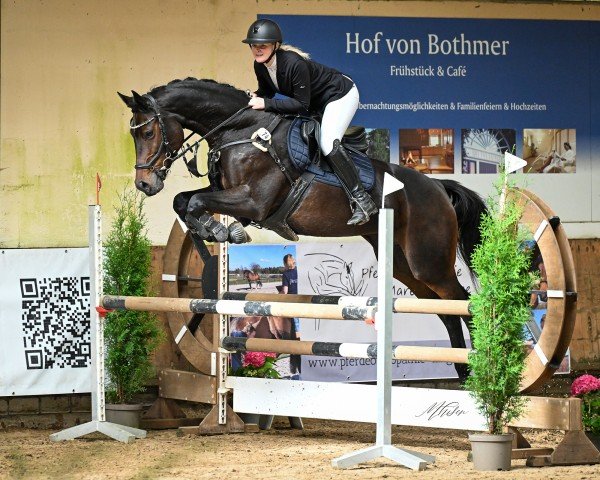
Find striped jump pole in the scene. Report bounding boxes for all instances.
[222,336,470,364]
[223,292,471,317]
[101,295,376,321]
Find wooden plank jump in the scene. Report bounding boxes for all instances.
[222,336,471,364]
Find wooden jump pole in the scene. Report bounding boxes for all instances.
[222,336,470,364]
[101,295,376,320]
[222,292,471,316]
[102,295,470,318]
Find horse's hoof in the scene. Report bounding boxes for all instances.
[228,221,252,244]
[198,214,229,242]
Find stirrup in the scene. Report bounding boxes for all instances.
[347,193,377,226]
[347,208,371,226]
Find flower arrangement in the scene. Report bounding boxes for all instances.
[232,351,281,378]
[571,374,600,435]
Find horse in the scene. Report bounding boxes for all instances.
[118,77,487,380]
[243,270,263,290]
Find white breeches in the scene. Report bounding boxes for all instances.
[319,84,359,156]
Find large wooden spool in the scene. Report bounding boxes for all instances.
[161,189,577,392]
[511,189,577,392]
[161,220,216,375]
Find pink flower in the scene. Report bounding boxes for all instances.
[571,374,600,397]
[242,351,277,368]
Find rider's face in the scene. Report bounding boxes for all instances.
[250,43,276,64]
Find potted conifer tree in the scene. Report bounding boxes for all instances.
[465,166,534,471]
[103,187,164,428]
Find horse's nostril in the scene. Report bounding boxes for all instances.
[136,180,150,192]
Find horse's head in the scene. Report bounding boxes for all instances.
[118,91,184,196]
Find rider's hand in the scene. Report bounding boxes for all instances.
[248,96,265,110]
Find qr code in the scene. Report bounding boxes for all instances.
[20,277,91,369]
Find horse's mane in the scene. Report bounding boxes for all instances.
[149,77,247,101]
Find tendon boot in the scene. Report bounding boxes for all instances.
[325,139,378,225]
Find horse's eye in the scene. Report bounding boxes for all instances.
[144,130,154,140]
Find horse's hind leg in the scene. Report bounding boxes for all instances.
[387,243,471,381]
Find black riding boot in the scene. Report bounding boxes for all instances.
[325,140,378,225]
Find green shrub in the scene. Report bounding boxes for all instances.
[103,187,164,404]
[465,168,534,434]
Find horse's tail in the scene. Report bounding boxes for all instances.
[438,179,487,269]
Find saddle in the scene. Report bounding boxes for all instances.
[299,120,369,158]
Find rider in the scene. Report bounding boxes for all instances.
[242,18,378,226]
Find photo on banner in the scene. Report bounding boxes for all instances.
[522,128,576,174]
[460,128,516,174]
[399,128,454,173]
[364,128,391,163]
[227,244,299,378]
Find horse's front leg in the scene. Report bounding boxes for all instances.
[186,185,264,243]
[174,187,250,243]
[173,187,216,240]
[173,187,211,221]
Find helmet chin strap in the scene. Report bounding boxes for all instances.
[265,43,279,64]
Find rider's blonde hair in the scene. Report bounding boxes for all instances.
[279,44,311,60]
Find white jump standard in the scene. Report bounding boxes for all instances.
[50,205,146,443]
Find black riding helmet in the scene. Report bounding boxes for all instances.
[242,19,283,44]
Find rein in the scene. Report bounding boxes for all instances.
[131,93,295,186]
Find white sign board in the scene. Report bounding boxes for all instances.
[0,248,91,396]
[296,241,474,382]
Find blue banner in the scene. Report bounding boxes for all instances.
[266,15,599,175]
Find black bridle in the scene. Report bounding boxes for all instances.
[130,93,250,179]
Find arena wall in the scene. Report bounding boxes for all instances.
[1,2,598,421]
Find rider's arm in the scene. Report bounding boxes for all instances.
[264,58,311,115]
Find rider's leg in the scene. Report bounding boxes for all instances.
[320,85,377,225]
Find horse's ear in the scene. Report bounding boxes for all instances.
[117,92,135,109]
[131,91,152,111]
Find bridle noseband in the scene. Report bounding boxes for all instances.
[130,93,250,179]
[130,95,180,180]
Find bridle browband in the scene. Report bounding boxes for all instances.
[130,93,250,178]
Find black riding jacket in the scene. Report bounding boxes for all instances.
[254,49,354,116]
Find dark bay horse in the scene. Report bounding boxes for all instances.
[243,270,262,290]
[119,78,486,379]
